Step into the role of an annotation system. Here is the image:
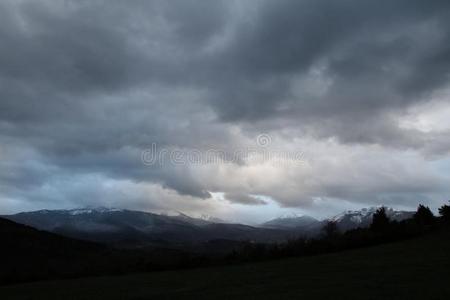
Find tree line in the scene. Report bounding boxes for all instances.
[222,202,450,263]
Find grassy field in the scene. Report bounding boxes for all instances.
[2,231,450,300]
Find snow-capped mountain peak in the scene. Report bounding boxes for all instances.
[331,207,379,223]
[67,207,124,215]
[30,207,125,216]
[330,207,414,231]
[276,212,303,219]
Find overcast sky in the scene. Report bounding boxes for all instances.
[1,0,450,222]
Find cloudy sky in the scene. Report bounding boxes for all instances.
[1,0,450,223]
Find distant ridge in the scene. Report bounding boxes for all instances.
[3,208,289,248]
[261,214,320,229]
[259,207,414,233]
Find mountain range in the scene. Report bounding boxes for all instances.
[2,208,288,248]
[2,207,414,248]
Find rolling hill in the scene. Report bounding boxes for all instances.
[1,229,449,299]
[0,217,111,284]
[0,217,194,284]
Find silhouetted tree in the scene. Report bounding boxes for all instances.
[322,221,339,238]
[370,207,390,232]
[413,204,435,226]
[438,204,450,222]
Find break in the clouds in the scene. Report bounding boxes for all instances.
[1,0,450,221]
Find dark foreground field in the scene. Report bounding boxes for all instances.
[2,231,450,300]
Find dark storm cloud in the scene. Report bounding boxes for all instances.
[206,0,450,131]
[0,0,450,214]
[2,0,450,147]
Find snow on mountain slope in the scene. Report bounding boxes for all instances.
[331,207,414,231]
[260,207,414,233]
